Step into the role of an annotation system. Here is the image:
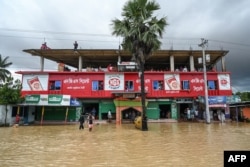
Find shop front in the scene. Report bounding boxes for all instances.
[198,96,229,121]
[24,94,81,125]
[113,97,144,124]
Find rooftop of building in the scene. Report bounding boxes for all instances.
[23,49,229,71]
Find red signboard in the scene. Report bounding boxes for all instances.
[21,72,232,98]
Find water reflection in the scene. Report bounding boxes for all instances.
[0,122,250,167]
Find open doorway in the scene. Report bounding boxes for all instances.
[179,103,190,120]
[121,107,140,123]
[159,105,171,119]
[82,103,99,119]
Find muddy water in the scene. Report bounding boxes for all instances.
[0,122,250,167]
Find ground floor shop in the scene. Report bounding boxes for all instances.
[2,96,235,125]
[229,102,250,122]
[6,98,197,125]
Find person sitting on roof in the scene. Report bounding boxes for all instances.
[107,64,113,71]
[183,66,188,72]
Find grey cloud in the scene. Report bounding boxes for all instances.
[1,0,250,92]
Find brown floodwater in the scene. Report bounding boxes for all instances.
[0,122,250,167]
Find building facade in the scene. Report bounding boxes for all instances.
[14,49,232,124]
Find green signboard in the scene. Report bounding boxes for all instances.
[25,94,70,106]
[25,95,41,104]
[48,95,63,104]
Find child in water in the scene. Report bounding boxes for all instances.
[14,114,20,128]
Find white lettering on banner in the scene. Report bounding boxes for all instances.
[66,86,85,90]
[79,78,90,84]
[64,78,72,83]
[190,78,204,83]
[145,79,150,83]
[138,86,149,91]
[63,78,89,84]
[136,79,150,83]
[193,86,203,92]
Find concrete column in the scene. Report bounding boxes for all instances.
[40,56,44,71]
[189,55,195,71]
[116,106,121,124]
[118,55,121,63]
[170,55,174,72]
[78,55,82,71]
[221,55,226,72]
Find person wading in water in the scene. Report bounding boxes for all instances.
[79,114,85,130]
[88,113,94,132]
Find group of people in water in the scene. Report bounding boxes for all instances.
[79,113,95,132]
[79,109,112,131]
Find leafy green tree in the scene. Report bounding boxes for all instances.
[0,54,12,82]
[236,91,250,101]
[0,77,23,126]
[111,0,168,130]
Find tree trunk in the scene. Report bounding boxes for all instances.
[4,104,8,126]
[140,62,148,131]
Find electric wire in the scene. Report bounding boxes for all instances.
[1,28,250,49]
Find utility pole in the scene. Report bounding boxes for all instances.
[198,38,210,124]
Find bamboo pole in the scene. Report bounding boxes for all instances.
[65,107,69,124]
[41,106,44,125]
[17,106,20,115]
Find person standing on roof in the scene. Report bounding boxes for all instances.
[74,41,78,51]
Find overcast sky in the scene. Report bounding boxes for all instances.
[0,0,250,92]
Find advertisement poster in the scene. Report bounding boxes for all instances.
[208,96,227,105]
[104,74,124,91]
[164,74,181,90]
[23,75,48,91]
[218,74,230,90]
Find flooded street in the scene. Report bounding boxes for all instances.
[0,122,250,167]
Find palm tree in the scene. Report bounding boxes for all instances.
[111,0,168,130]
[0,54,12,82]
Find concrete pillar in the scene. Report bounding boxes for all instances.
[170,55,174,72]
[189,55,195,71]
[118,55,121,63]
[221,55,226,72]
[78,55,82,72]
[116,106,121,124]
[40,56,44,71]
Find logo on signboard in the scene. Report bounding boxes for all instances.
[220,79,228,85]
[109,77,120,89]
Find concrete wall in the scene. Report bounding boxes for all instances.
[0,105,13,125]
[0,105,37,125]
